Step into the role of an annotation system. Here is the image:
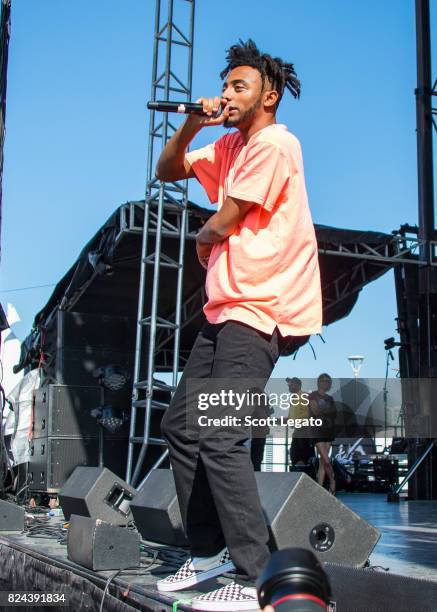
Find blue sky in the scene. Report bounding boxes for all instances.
[1,1,436,379]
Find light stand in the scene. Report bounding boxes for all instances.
[348,355,365,457]
[348,355,364,412]
[348,355,364,380]
[383,337,405,450]
[383,340,394,451]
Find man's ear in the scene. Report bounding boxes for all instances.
[264,89,279,109]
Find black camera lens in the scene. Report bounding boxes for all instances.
[257,548,331,611]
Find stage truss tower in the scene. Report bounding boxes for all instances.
[126,0,195,487]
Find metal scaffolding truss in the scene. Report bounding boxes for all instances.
[319,235,424,265]
[119,200,427,263]
[311,234,426,314]
[118,197,201,242]
[126,0,195,487]
[118,196,430,363]
[118,201,207,360]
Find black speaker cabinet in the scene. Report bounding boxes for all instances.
[255,472,380,567]
[28,437,129,494]
[28,437,98,493]
[0,500,25,531]
[59,467,136,526]
[130,469,188,546]
[33,385,101,438]
[55,347,134,387]
[67,514,140,570]
[44,311,135,387]
[32,384,130,440]
[131,469,380,566]
[56,311,136,352]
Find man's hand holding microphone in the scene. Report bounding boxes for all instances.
[151,95,230,270]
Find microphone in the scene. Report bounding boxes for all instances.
[147,100,219,116]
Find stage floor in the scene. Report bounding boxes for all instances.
[339,493,437,582]
[0,493,436,611]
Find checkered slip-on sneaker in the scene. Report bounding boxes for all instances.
[191,582,259,611]
[156,548,235,592]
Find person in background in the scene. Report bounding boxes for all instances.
[308,373,337,494]
[287,377,315,467]
[250,390,274,471]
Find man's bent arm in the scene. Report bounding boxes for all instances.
[197,196,255,245]
[155,118,201,182]
[156,96,228,182]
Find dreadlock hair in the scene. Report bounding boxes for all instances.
[220,39,301,109]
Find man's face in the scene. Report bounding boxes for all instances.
[287,380,301,393]
[220,65,265,129]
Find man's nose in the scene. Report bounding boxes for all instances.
[221,89,231,103]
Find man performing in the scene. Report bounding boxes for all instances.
[156,39,322,611]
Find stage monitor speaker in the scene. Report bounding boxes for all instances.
[255,472,380,567]
[59,467,136,526]
[0,500,25,531]
[131,470,379,566]
[67,514,140,571]
[325,562,437,612]
[130,469,188,546]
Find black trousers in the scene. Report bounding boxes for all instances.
[161,320,282,583]
[290,437,315,466]
[250,437,267,471]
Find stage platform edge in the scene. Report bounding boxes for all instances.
[1,527,437,612]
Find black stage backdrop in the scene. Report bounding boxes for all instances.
[15,200,398,374]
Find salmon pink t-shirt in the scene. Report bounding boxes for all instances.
[185,124,322,337]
